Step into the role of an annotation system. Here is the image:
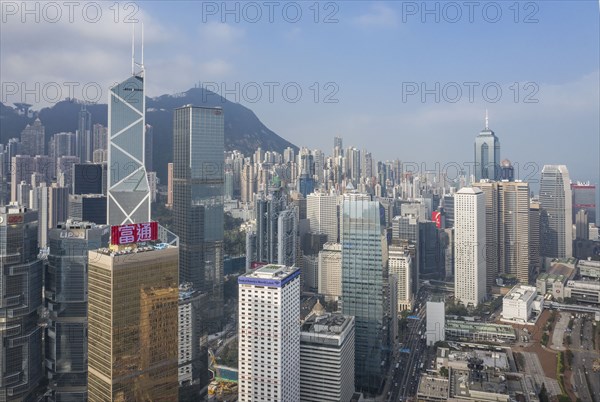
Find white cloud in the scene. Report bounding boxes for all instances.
[198,22,244,47]
[353,3,398,28]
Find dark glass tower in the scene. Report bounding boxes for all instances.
[0,205,43,401]
[474,112,500,182]
[45,221,109,401]
[173,105,224,390]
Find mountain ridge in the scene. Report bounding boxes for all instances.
[0,87,298,181]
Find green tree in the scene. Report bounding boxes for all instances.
[439,367,449,377]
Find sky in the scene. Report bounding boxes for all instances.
[1,0,599,190]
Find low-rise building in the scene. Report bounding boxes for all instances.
[578,259,600,279]
[445,321,517,343]
[502,285,541,322]
[564,280,600,304]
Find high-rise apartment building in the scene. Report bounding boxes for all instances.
[300,310,355,402]
[498,181,530,283]
[88,242,179,401]
[388,245,413,311]
[77,106,93,163]
[474,113,500,182]
[540,165,572,258]
[454,187,486,307]
[11,154,34,202]
[20,117,45,156]
[341,192,387,393]
[473,181,499,289]
[45,221,109,401]
[529,200,541,279]
[238,265,301,402]
[0,205,43,401]
[307,192,338,243]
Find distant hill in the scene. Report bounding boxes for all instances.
[0,87,297,181]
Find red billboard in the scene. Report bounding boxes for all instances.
[7,214,24,224]
[432,211,442,229]
[111,222,158,245]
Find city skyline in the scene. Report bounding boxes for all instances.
[1,2,598,188]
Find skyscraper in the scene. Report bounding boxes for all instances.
[388,245,413,311]
[277,207,298,267]
[172,105,224,303]
[77,105,92,162]
[454,187,486,307]
[46,221,109,401]
[48,183,69,229]
[106,67,150,226]
[498,181,530,283]
[571,182,596,224]
[540,165,573,259]
[529,200,541,279]
[473,181,499,289]
[88,242,179,401]
[474,112,500,182]
[238,265,301,402]
[20,117,45,156]
[0,205,43,401]
[341,192,387,393]
[575,209,589,240]
[307,191,339,243]
[318,242,342,300]
[10,154,34,202]
[300,310,355,402]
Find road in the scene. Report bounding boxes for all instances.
[570,315,600,402]
[388,288,428,401]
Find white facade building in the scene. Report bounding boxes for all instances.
[318,242,342,300]
[388,245,413,312]
[238,265,301,402]
[502,285,537,322]
[454,187,487,307]
[300,309,355,402]
[307,192,339,243]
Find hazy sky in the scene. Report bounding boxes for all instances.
[1,1,599,188]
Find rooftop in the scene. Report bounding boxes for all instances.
[95,242,172,257]
[446,320,516,337]
[503,285,537,302]
[301,313,353,336]
[238,264,300,287]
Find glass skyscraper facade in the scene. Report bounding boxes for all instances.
[341,193,387,394]
[45,221,109,401]
[540,165,572,258]
[107,72,150,226]
[173,105,224,294]
[0,205,43,401]
[172,105,224,391]
[474,117,500,182]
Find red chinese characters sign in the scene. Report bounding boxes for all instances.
[111,222,158,245]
